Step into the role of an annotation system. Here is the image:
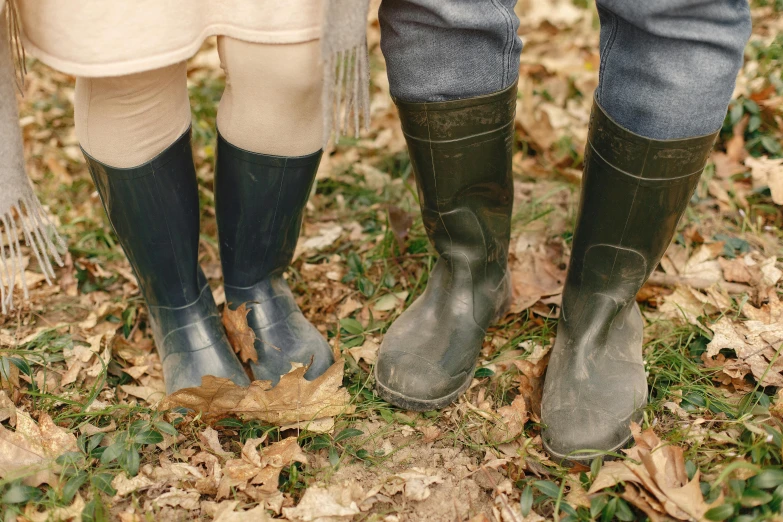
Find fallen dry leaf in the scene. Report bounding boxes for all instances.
[0,390,16,426]
[719,252,782,290]
[726,114,749,163]
[112,472,155,497]
[565,478,591,509]
[160,360,353,425]
[657,285,727,329]
[487,395,529,443]
[513,342,551,419]
[771,388,783,421]
[621,484,666,522]
[0,411,77,486]
[510,246,565,314]
[347,338,379,366]
[382,469,443,501]
[222,303,258,364]
[712,151,747,181]
[199,426,233,458]
[212,500,273,522]
[660,242,724,285]
[747,155,783,205]
[704,291,783,387]
[419,425,442,443]
[589,424,712,521]
[372,291,408,313]
[152,487,201,510]
[516,82,558,153]
[280,417,336,434]
[298,222,343,255]
[282,485,361,521]
[24,493,85,522]
[719,256,755,284]
[218,436,307,502]
[120,383,167,405]
[338,296,363,319]
[80,419,116,437]
[388,205,415,251]
[192,451,222,496]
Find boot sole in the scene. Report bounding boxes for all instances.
[372,277,509,412]
[542,431,634,466]
[373,364,474,412]
[542,404,645,466]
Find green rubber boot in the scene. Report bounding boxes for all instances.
[541,101,718,463]
[84,129,251,394]
[374,85,516,411]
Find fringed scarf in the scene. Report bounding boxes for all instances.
[0,0,370,313]
[322,0,372,145]
[0,0,65,314]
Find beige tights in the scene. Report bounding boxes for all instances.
[75,38,323,168]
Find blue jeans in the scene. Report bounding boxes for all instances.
[379,0,751,139]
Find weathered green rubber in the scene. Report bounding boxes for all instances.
[215,133,333,385]
[541,101,718,463]
[84,129,250,394]
[374,85,516,411]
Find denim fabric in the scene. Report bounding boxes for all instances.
[380,0,751,140]
[595,0,751,139]
[378,0,523,102]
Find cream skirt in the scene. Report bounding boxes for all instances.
[16,0,322,77]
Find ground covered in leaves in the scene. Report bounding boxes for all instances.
[2,1,783,521]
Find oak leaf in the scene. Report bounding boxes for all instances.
[217,436,307,501]
[222,303,258,363]
[589,424,712,521]
[159,360,354,425]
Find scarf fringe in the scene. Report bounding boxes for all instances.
[4,0,26,93]
[0,195,66,314]
[322,42,371,146]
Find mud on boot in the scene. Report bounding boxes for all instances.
[374,85,517,411]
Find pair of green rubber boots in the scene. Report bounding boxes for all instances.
[85,85,716,462]
[374,85,714,462]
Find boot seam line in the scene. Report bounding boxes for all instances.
[159,340,224,360]
[148,283,211,311]
[587,140,708,181]
[402,119,514,145]
[159,313,222,346]
[602,143,650,297]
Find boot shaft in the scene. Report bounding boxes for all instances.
[562,100,718,328]
[395,84,516,272]
[215,132,322,289]
[84,129,203,308]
